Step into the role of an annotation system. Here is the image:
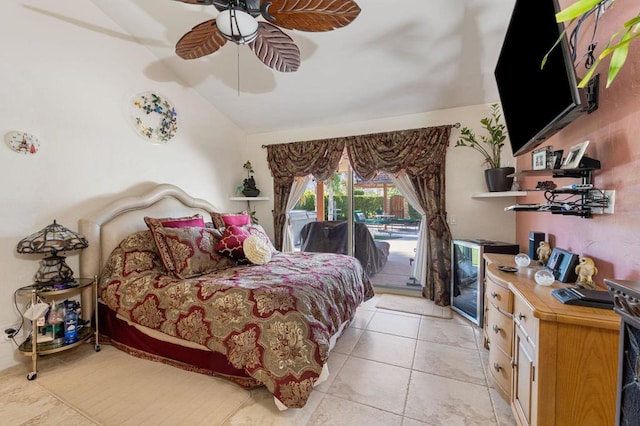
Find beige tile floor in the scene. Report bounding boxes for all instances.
[0,295,517,425]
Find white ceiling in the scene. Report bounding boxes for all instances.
[88,0,517,134]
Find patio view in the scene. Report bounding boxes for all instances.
[290,168,421,294]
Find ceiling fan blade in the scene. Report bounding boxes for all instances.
[172,0,223,5]
[260,0,361,32]
[176,19,228,59]
[249,22,300,72]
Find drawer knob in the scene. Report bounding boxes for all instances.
[493,363,502,372]
[516,312,525,321]
[492,324,501,334]
[491,291,498,299]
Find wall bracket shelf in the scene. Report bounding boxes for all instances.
[508,166,609,218]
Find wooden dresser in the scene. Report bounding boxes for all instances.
[483,253,620,426]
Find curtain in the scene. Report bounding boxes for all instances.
[391,172,427,286]
[281,175,312,252]
[265,139,345,250]
[345,126,453,306]
[265,125,453,305]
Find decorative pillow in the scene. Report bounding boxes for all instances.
[245,224,278,254]
[243,235,272,265]
[146,224,235,278]
[210,211,251,229]
[144,214,205,229]
[102,230,164,278]
[215,225,251,264]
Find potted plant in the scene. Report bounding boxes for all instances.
[455,103,514,192]
[553,0,640,89]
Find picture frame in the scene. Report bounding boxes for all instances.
[532,148,549,170]
[551,149,564,169]
[561,140,590,169]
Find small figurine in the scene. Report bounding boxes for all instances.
[575,256,598,289]
[536,241,552,264]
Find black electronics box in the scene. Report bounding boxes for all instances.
[551,287,613,309]
[529,232,545,261]
[546,247,579,282]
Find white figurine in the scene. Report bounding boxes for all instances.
[575,256,598,289]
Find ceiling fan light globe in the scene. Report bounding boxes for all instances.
[216,9,258,44]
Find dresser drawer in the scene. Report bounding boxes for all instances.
[486,277,513,314]
[487,304,514,355]
[513,293,538,347]
[488,344,513,398]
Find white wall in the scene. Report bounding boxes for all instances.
[0,1,247,370]
[246,104,518,244]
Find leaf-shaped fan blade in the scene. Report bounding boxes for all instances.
[176,19,228,59]
[261,0,361,32]
[249,22,300,72]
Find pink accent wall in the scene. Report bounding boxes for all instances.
[514,2,640,287]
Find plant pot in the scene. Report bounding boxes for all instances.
[242,188,261,197]
[484,167,515,192]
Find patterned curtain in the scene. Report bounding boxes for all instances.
[266,139,346,250]
[345,126,453,305]
[265,125,454,305]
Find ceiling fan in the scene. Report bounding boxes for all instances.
[173,0,361,72]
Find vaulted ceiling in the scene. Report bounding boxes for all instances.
[88,0,516,134]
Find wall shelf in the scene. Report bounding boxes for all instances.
[472,191,526,198]
[506,165,608,218]
[229,197,269,201]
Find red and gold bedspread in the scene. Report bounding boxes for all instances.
[100,234,374,408]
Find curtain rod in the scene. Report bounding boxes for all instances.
[261,123,461,148]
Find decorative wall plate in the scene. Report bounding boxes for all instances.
[130,92,178,143]
[5,131,40,154]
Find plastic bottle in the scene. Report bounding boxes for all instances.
[64,300,79,344]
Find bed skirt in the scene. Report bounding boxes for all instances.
[98,302,261,389]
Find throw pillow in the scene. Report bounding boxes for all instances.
[243,235,272,265]
[146,220,234,278]
[210,211,251,229]
[102,230,163,278]
[144,214,205,229]
[245,224,278,254]
[215,225,251,264]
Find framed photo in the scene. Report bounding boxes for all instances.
[561,140,590,169]
[532,148,549,170]
[551,149,564,169]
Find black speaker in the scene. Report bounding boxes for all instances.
[529,232,545,260]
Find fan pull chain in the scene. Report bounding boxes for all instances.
[236,44,241,97]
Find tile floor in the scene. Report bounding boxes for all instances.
[0,295,517,425]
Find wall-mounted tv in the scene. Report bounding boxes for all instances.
[495,0,589,157]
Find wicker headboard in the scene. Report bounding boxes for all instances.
[78,183,217,281]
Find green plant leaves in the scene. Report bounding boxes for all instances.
[455,104,506,169]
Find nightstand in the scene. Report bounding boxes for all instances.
[16,277,101,380]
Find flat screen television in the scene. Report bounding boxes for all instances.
[494,0,589,157]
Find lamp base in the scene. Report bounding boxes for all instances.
[34,255,75,286]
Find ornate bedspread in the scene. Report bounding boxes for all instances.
[99,231,374,408]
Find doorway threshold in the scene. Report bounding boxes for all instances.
[373,285,423,298]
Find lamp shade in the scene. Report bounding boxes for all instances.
[17,220,88,254]
[216,9,259,44]
[17,220,88,286]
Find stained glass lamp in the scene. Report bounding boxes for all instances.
[17,220,88,287]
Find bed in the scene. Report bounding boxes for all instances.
[78,183,374,409]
